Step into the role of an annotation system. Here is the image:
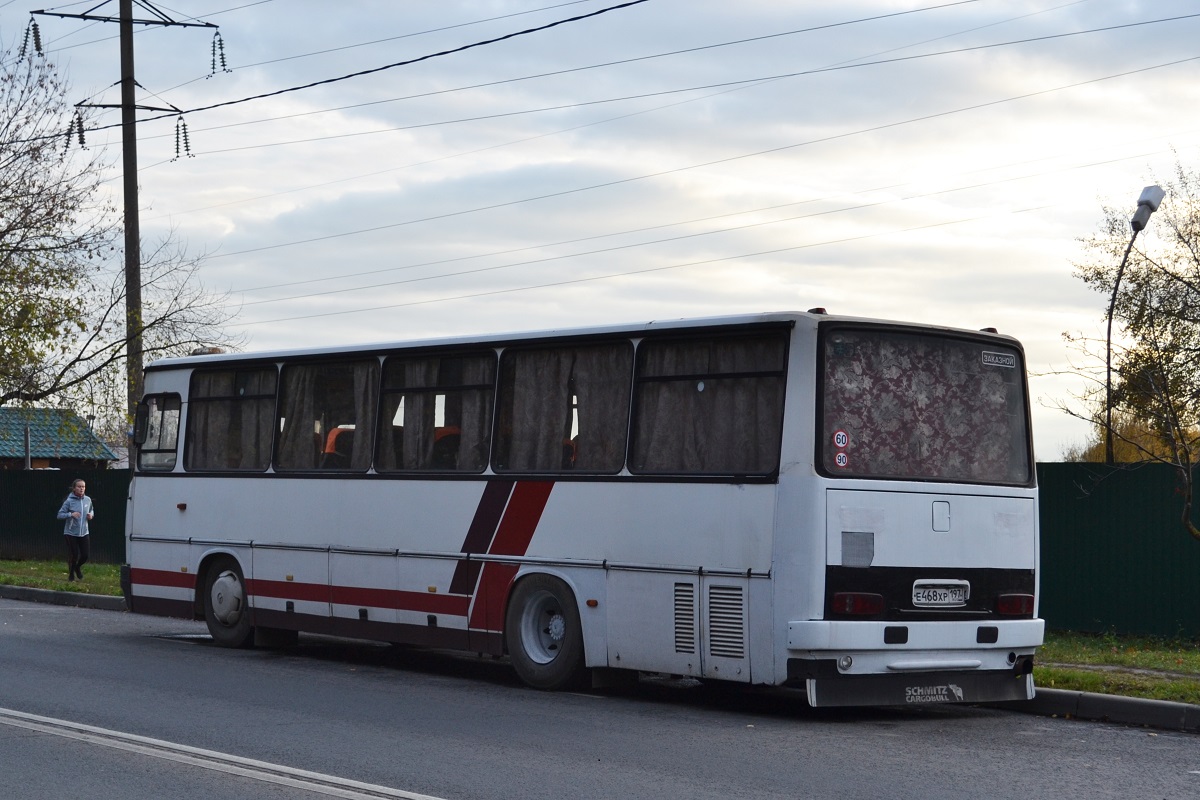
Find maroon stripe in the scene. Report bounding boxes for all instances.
[450,480,514,594]
[244,579,472,616]
[469,481,554,631]
[130,567,197,589]
[248,578,330,604]
[331,585,470,616]
[488,481,553,556]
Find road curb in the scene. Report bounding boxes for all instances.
[995,688,1200,733]
[0,584,126,612]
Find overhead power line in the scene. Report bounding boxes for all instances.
[235,147,1171,308]
[205,54,1200,262]
[231,205,1051,328]
[142,0,1085,222]
[124,11,1200,157]
[147,0,985,133]
[172,0,652,115]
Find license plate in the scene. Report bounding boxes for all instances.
[912,580,969,608]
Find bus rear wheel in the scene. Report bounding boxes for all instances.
[505,575,586,690]
[203,556,253,648]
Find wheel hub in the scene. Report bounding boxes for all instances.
[210,571,244,625]
[545,613,566,643]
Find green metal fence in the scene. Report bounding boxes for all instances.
[1038,462,1200,638]
[0,469,129,564]
[1,465,1198,637]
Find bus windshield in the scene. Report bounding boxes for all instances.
[820,326,1031,485]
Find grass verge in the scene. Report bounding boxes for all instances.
[1,560,1197,705]
[1034,666,1200,705]
[1034,629,1200,705]
[0,558,123,596]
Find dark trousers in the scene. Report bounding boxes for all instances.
[65,535,90,576]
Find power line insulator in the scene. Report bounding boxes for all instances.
[209,31,231,78]
[172,116,194,161]
[20,19,44,57]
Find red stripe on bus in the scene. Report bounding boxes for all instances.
[247,578,331,604]
[450,480,515,595]
[130,567,197,589]
[245,580,472,617]
[469,480,554,631]
[489,481,554,556]
[331,585,470,616]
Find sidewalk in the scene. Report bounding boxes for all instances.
[1,584,1197,732]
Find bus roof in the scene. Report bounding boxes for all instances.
[146,309,1020,371]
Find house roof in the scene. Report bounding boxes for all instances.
[0,408,118,461]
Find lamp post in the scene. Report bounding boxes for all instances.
[1105,184,1166,464]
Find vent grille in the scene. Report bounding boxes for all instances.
[673,582,696,654]
[707,585,745,659]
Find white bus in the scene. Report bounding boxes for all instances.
[123,310,1042,706]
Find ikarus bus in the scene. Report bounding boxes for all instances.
[123,310,1042,706]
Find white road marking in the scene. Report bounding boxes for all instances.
[0,707,445,800]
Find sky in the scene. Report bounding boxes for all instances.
[3,0,1200,459]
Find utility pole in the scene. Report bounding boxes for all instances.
[120,0,143,419]
[33,2,216,417]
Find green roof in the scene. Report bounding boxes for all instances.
[0,408,118,461]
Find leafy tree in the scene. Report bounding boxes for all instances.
[1065,158,1200,541]
[0,47,239,433]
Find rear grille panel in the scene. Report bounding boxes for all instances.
[707,584,746,659]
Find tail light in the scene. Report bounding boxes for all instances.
[832,592,885,616]
[996,593,1035,616]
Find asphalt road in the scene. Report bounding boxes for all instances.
[1,599,1198,800]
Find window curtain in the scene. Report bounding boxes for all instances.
[277,366,317,469]
[571,344,632,471]
[186,371,234,470]
[502,350,575,471]
[239,369,275,470]
[350,361,378,470]
[632,335,785,474]
[400,360,439,469]
[456,356,495,471]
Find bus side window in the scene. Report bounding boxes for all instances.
[136,394,182,471]
[377,353,495,473]
[493,342,631,474]
[185,368,276,471]
[277,360,378,472]
[630,332,787,475]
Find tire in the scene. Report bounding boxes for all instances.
[203,556,254,648]
[505,574,587,690]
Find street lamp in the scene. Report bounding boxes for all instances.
[1105,184,1166,464]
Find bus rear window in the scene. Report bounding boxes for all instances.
[820,328,1030,484]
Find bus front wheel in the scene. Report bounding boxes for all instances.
[505,575,586,690]
[203,557,254,648]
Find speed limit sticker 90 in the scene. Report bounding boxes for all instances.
[834,452,849,468]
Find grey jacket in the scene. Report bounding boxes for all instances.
[57,494,94,537]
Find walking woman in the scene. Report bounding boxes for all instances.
[57,479,94,581]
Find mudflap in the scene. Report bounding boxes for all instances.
[806,670,1034,708]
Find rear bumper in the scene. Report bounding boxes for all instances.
[788,618,1044,650]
